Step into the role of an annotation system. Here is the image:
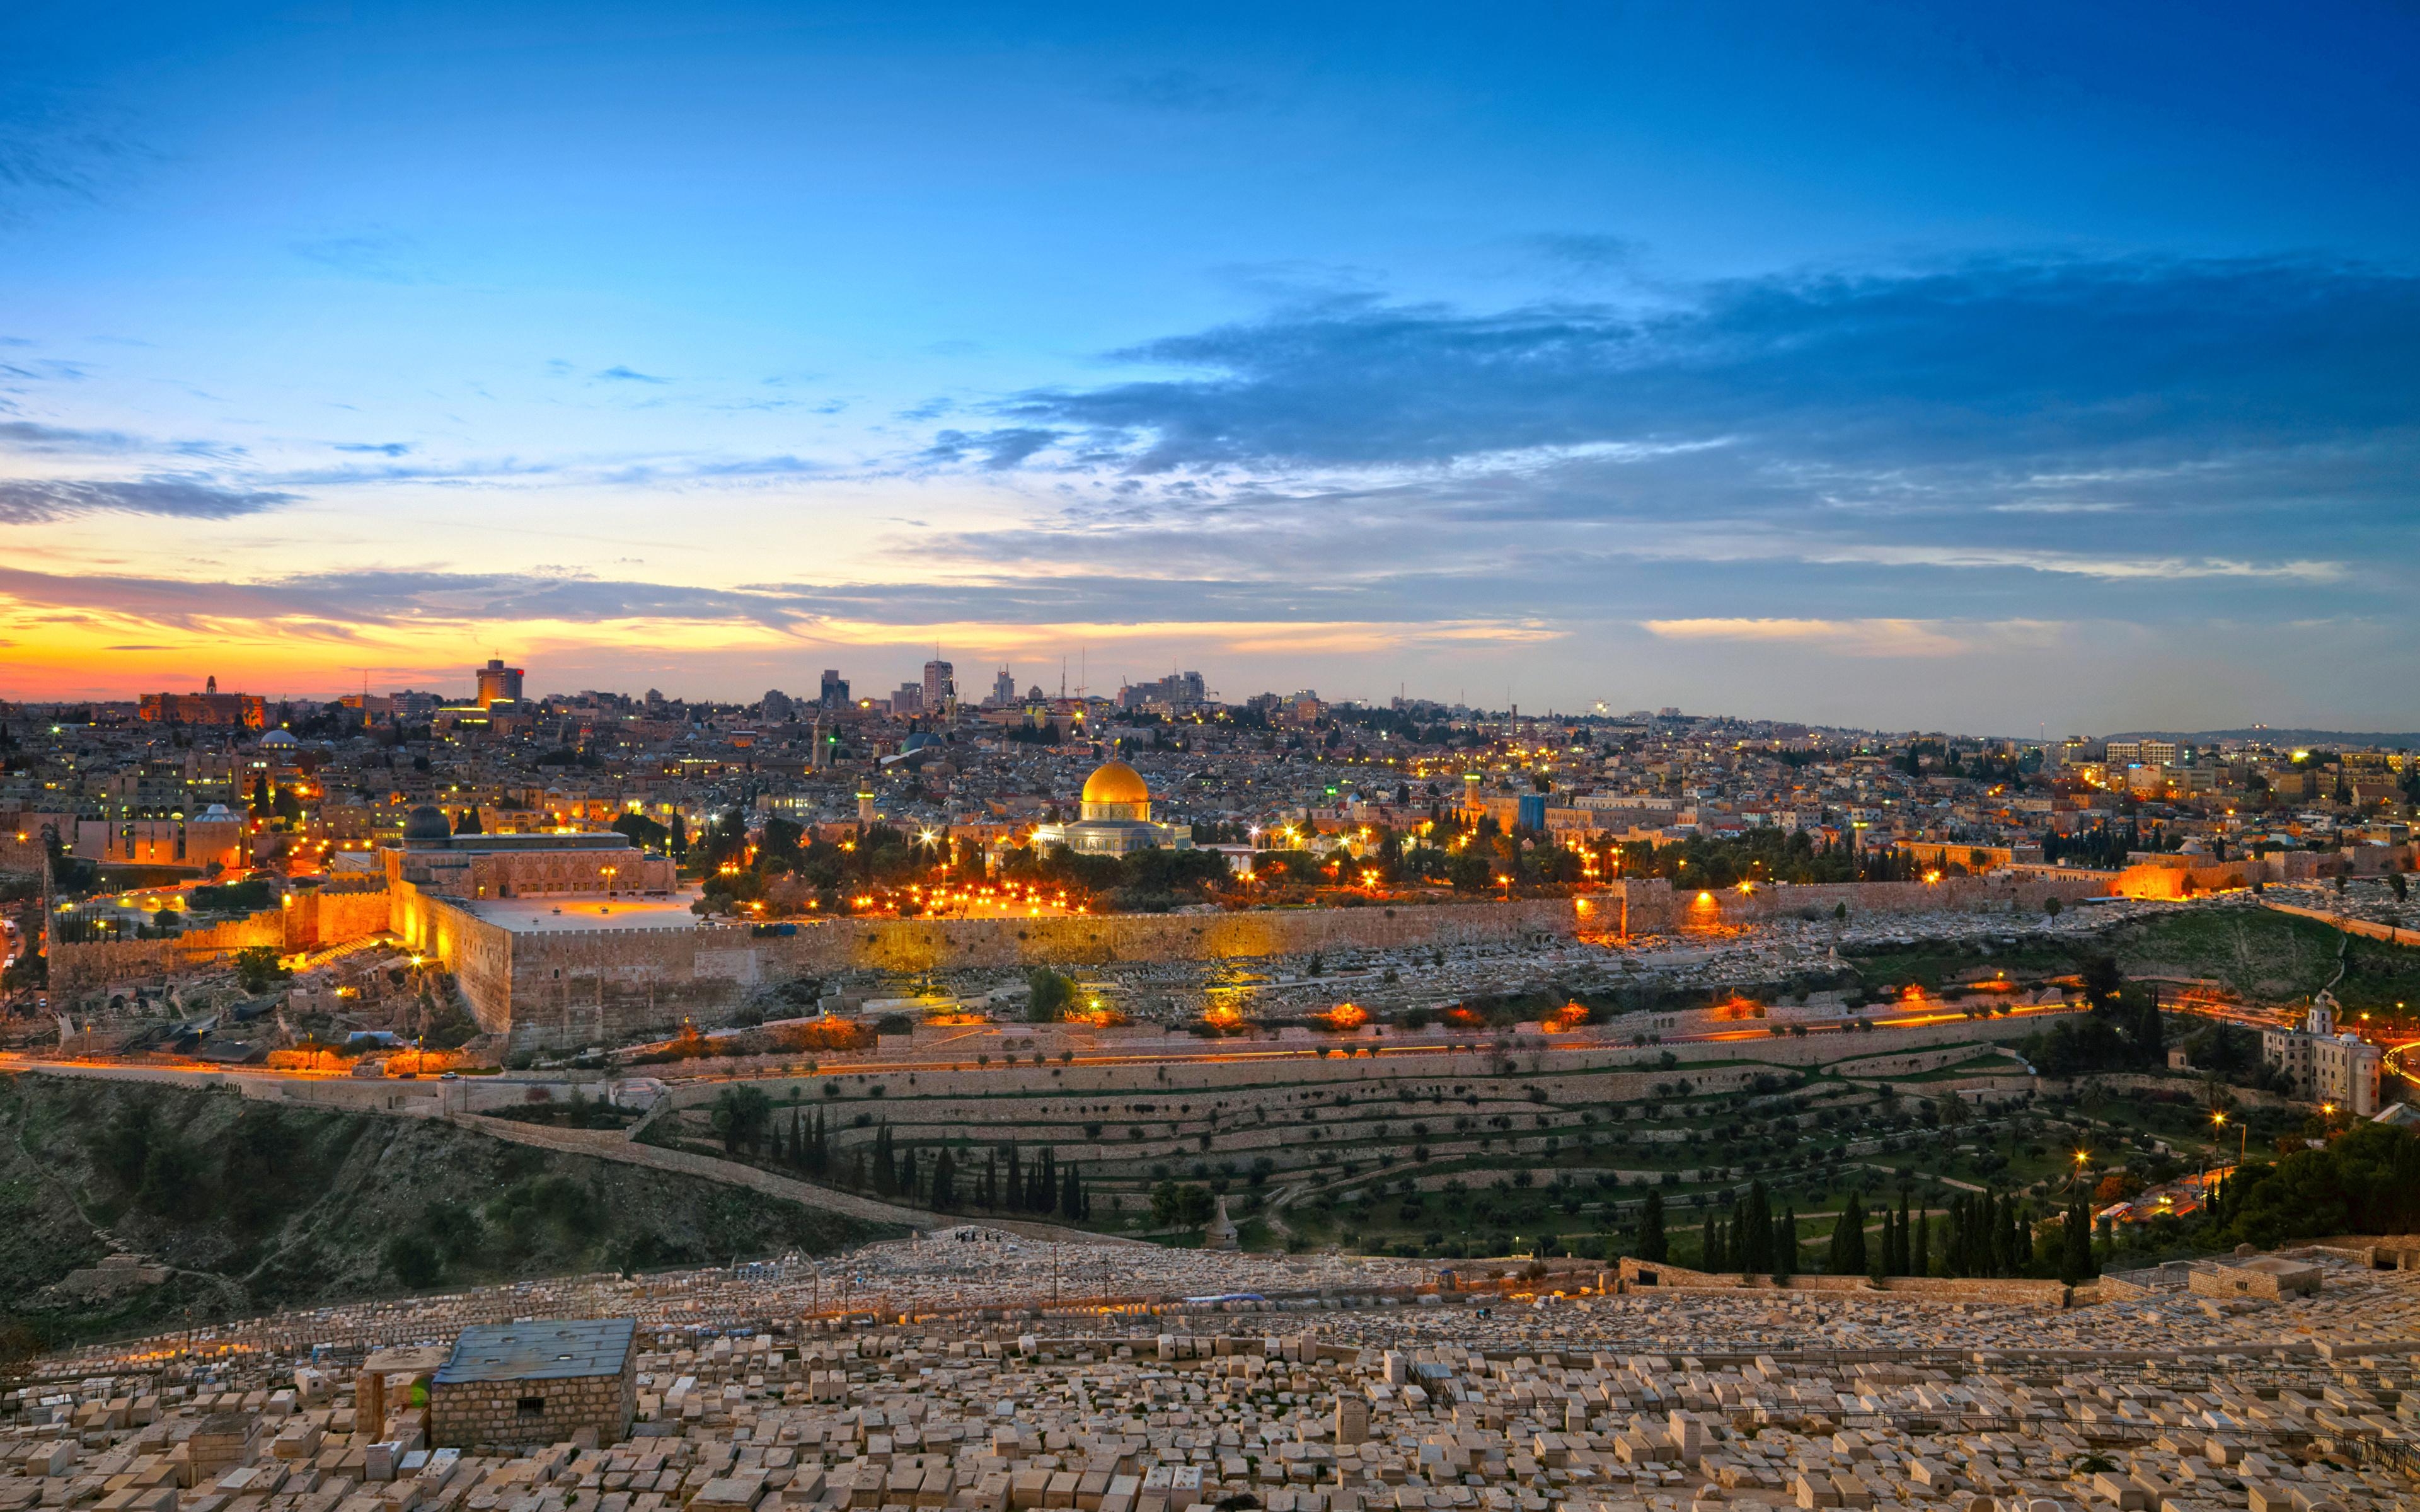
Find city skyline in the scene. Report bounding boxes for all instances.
[4,4,2417,730]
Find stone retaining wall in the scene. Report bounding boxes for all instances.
[1617,1255,2072,1307]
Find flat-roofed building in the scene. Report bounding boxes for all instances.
[429,1318,636,1448]
[381,805,675,900]
[139,684,265,730]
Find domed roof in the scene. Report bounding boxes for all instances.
[258,728,300,747]
[1081,759,1151,806]
[401,804,452,842]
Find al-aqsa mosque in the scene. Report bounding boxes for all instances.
[1027,757,1194,857]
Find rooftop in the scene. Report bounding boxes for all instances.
[435,1317,635,1384]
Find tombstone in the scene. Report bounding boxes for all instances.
[1334,1397,1369,1447]
[1203,1196,1240,1252]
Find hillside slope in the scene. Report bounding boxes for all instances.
[0,1073,898,1349]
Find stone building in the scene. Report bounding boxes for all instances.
[2261,994,2383,1116]
[2187,1254,2322,1300]
[1027,759,1194,857]
[429,1318,637,1448]
[383,805,676,900]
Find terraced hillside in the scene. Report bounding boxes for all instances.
[640,1017,2063,1259]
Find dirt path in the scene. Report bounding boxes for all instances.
[452,1114,1145,1246]
[14,1111,251,1310]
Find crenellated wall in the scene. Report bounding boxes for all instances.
[50,886,395,1003]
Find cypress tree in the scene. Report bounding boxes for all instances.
[1061,1162,1083,1220]
[1894,1191,1912,1274]
[1739,1181,1774,1274]
[932,1147,957,1210]
[1774,1206,1797,1283]
[1637,1189,1669,1263]
[1703,1212,1728,1273]
[1004,1143,1022,1208]
[1828,1192,1866,1275]
[1913,1205,1931,1276]
[2058,1194,2094,1285]
[982,1149,997,1208]
[899,1147,919,1201]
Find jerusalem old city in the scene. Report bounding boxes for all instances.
[1,6,2418,1512]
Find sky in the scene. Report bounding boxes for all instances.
[1,1,2416,735]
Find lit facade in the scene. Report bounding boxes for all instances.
[1027,759,1192,857]
[2262,995,2383,1116]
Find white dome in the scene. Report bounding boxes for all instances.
[258,728,301,747]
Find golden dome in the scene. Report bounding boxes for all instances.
[1081,759,1151,806]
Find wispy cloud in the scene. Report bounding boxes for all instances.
[1642,617,2060,658]
[0,476,296,525]
[289,229,427,283]
[0,419,239,461]
[333,441,414,457]
[908,253,2417,604]
[596,365,671,384]
[0,92,151,221]
[920,427,1059,470]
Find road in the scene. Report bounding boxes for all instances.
[2385,1038,2420,1098]
[452,1113,1129,1243]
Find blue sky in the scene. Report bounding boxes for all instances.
[2,1,2414,731]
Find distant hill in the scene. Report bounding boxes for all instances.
[2107,728,2420,747]
[0,1074,897,1349]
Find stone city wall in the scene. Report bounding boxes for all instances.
[390,884,517,1031]
[49,888,395,1003]
[1617,873,2112,932]
[2261,899,2420,949]
[399,874,2116,1046]
[409,891,1586,1044]
[0,834,49,875]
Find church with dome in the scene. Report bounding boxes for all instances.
[1027,757,1194,857]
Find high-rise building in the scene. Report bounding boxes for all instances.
[923,658,955,714]
[475,658,525,708]
[992,667,1016,707]
[1120,670,1207,709]
[819,669,850,708]
[761,689,794,723]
